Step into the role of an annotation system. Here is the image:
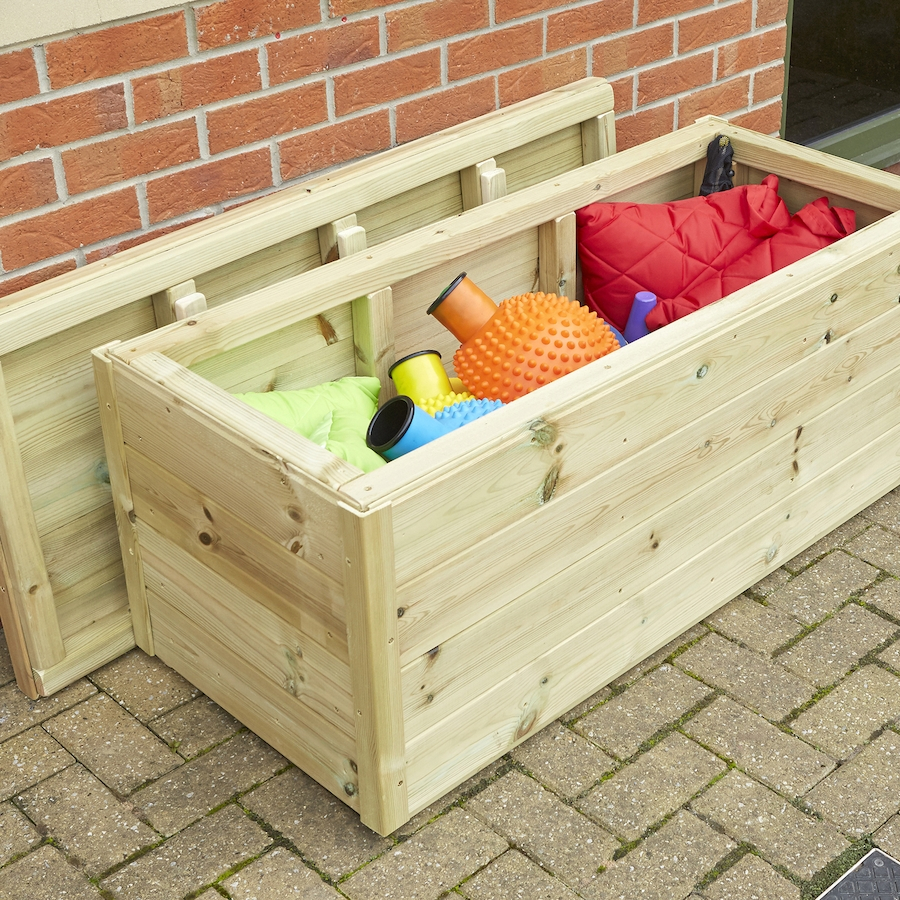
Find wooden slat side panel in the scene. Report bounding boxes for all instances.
[3,299,157,532]
[355,173,462,248]
[149,584,360,809]
[396,297,900,660]
[495,124,583,194]
[139,525,352,732]
[0,361,64,670]
[112,358,348,582]
[128,447,348,655]
[194,231,323,308]
[401,350,900,739]
[386,215,900,584]
[188,304,354,394]
[404,413,900,814]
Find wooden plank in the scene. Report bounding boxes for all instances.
[401,348,900,739]
[149,584,360,809]
[127,446,348,656]
[195,231,323,308]
[404,412,900,812]
[187,304,354,394]
[318,215,359,264]
[139,524,352,732]
[92,345,151,652]
[581,110,616,163]
[495,124,583,194]
[0,361,64,670]
[0,539,39,698]
[340,502,408,835]
[538,212,576,298]
[395,295,900,660]
[33,605,134,696]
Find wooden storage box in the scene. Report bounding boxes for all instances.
[96,118,900,835]
[0,79,615,699]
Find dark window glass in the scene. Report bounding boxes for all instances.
[785,0,900,144]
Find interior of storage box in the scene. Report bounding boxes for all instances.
[203,154,895,485]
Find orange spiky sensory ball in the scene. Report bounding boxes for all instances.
[452,292,619,402]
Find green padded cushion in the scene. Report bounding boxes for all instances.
[235,376,385,473]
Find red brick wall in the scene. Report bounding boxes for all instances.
[0,0,789,297]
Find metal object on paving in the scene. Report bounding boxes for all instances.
[816,848,900,899]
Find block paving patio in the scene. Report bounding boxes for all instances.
[6,487,900,898]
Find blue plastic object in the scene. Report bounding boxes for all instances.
[366,395,451,460]
[624,291,657,343]
[434,398,503,428]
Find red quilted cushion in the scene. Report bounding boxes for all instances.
[576,174,855,334]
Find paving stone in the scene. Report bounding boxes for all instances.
[804,730,900,837]
[16,764,157,876]
[777,603,897,687]
[704,595,804,655]
[676,633,815,721]
[874,814,900,859]
[0,800,41,865]
[791,665,900,758]
[0,726,73,799]
[862,486,900,530]
[89,648,200,722]
[395,759,508,839]
[847,527,900,578]
[766,551,879,624]
[149,695,242,759]
[562,686,613,723]
[683,695,835,796]
[575,664,713,759]
[0,631,14,686]
[341,807,507,900]
[786,514,871,572]
[690,770,849,879]
[747,565,791,597]
[701,852,801,900]
[467,770,617,892]
[512,721,615,799]
[132,729,286,835]
[243,767,392,879]
[610,624,708,688]
[222,846,342,898]
[586,810,735,900]
[879,639,900,672]
[0,678,96,741]
[865,577,900,620]
[0,844,103,900]
[459,849,579,900]
[42,692,181,794]
[100,804,271,900]
[579,733,726,841]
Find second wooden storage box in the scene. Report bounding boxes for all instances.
[96,117,900,835]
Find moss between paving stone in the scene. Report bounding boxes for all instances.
[800,837,873,900]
